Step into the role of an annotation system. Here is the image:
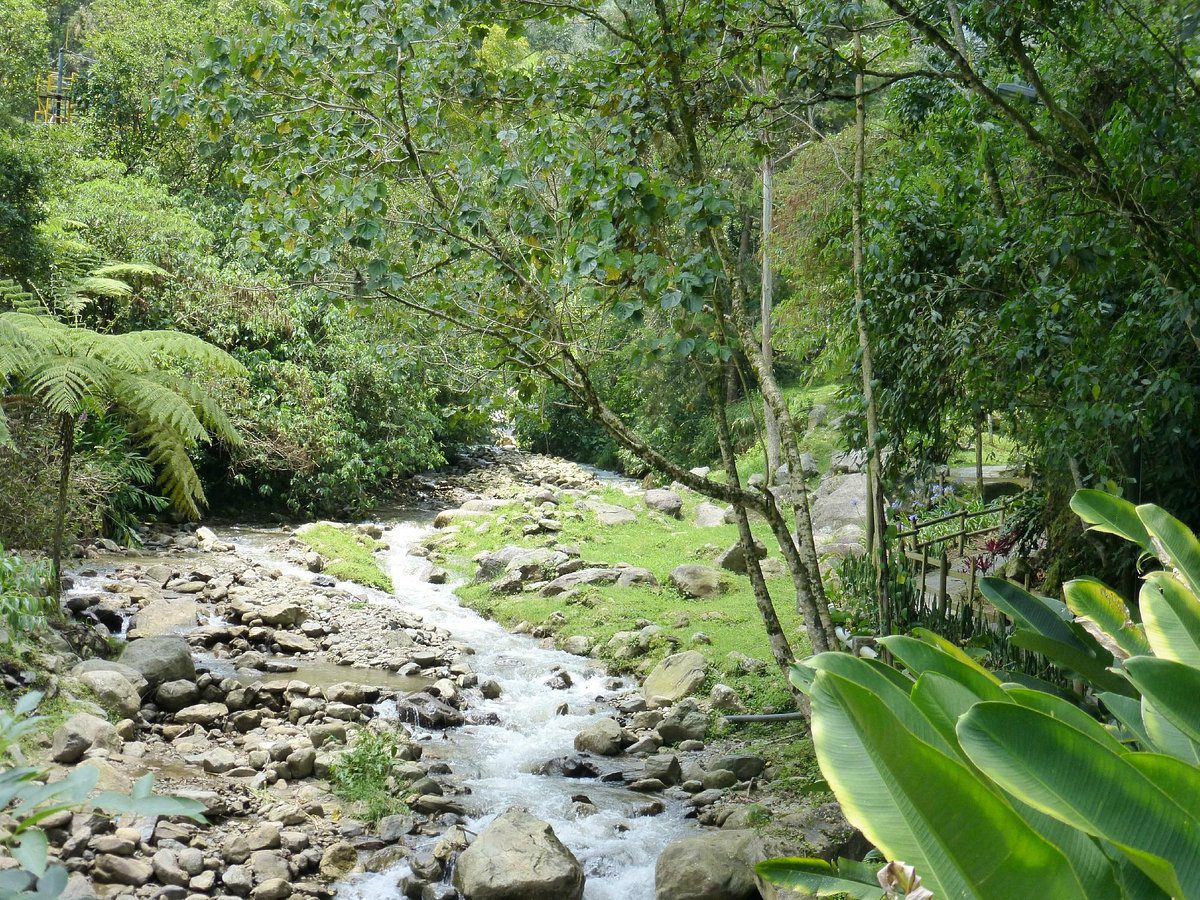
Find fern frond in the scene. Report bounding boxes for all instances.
[0,279,43,314]
[26,355,112,414]
[140,426,205,519]
[161,374,243,447]
[131,330,248,377]
[73,276,134,299]
[111,373,208,444]
[91,263,171,281]
[0,407,10,447]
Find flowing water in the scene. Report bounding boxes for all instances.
[335,514,699,900]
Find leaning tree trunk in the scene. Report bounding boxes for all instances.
[852,30,892,634]
[761,151,781,481]
[710,376,795,672]
[51,412,75,591]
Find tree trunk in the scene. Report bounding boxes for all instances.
[52,412,75,592]
[761,153,781,481]
[853,30,892,634]
[711,376,795,672]
[975,416,985,497]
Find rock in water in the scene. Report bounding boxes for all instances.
[119,636,196,689]
[642,651,707,706]
[572,717,624,756]
[129,597,198,638]
[655,829,762,900]
[453,808,584,900]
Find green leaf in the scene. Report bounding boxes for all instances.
[978,577,1080,647]
[1138,505,1200,597]
[13,828,48,876]
[1140,572,1200,667]
[958,701,1200,896]
[1124,657,1200,746]
[755,857,884,898]
[1070,490,1152,552]
[1003,687,1129,756]
[811,671,1091,899]
[1064,577,1150,658]
[879,634,1006,701]
[1008,629,1133,695]
[1099,691,1153,748]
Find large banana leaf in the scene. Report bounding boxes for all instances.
[1124,657,1200,745]
[1138,505,1200,597]
[1063,577,1150,658]
[1070,490,1152,553]
[1140,572,1200,667]
[879,635,1007,701]
[979,577,1079,643]
[958,701,1200,896]
[1007,629,1134,696]
[811,671,1092,899]
[1003,687,1130,755]
[1100,691,1154,747]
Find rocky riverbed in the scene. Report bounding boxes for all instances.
[21,448,859,900]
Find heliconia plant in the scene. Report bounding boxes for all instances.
[759,491,1200,899]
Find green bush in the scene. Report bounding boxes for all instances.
[330,729,411,823]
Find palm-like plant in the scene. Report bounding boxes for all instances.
[1,279,245,583]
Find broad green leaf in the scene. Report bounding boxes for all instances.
[1139,504,1200,597]
[879,635,1006,701]
[1142,695,1200,763]
[910,672,986,754]
[979,577,1081,646]
[1124,657,1200,746]
[13,827,48,876]
[1101,692,1153,748]
[1064,577,1150,658]
[1008,630,1133,695]
[755,858,883,899]
[958,702,1200,896]
[1141,572,1200,666]
[1004,687,1129,756]
[31,865,68,900]
[1070,490,1152,552]
[811,672,1091,900]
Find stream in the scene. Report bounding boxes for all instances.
[334,513,697,899]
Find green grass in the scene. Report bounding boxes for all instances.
[432,486,812,713]
[947,431,1021,467]
[297,524,392,592]
[329,728,412,823]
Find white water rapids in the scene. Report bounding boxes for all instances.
[332,514,699,900]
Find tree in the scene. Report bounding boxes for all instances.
[0,0,50,123]
[0,293,245,583]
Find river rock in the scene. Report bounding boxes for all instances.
[644,753,682,785]
[708,754,766,781]
[275,631,317,654]
[540,567,620,597]
[643,651,707,707]
[694,503,728,527]
[655,829,762,900]
[644,489,683,518]
[657,701,708,745]
[319,841,359,877]
[572,717,624,756]
[130,597,198,638]
[396,692,465,728]
[119,636,196,689]
[77,669,141,718]
[669,564,724,600]
[453,808,584,900]
[709,684,746,712]
[94,854,153,886]
[156,679,200,712]
[585,500,638,526]
[70,659,149,697]
[714,541,767,574]
[174,702,227,726]
[51,713,119,763]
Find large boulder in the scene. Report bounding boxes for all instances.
[694,503,728,528]
[453,809,584,900]
[644,489,683,518]
[76,669,141,718]
[585,500,638,526]
[119,636,195,689]
[540,567,621,597]
[715,541,768,574]
[230,599,307,628]
[643,651,708,706]
[504,548,569,581]
[811,473,868,533]
[829,449,867,475]
[655,829,762,900]
[129,597,198,638]
[669,564,724,600]
[51,713,120,763]
[70,660,148,697]
[573,717,624,756]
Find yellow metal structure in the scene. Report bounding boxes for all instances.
[34,68,75,125]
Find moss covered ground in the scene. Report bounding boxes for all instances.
[431,486,813,714]
[297,524,392,592]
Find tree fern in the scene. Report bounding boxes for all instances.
[0,308,247,580]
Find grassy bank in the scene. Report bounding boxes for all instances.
[297,524,393,592]
[429,486,813,714]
